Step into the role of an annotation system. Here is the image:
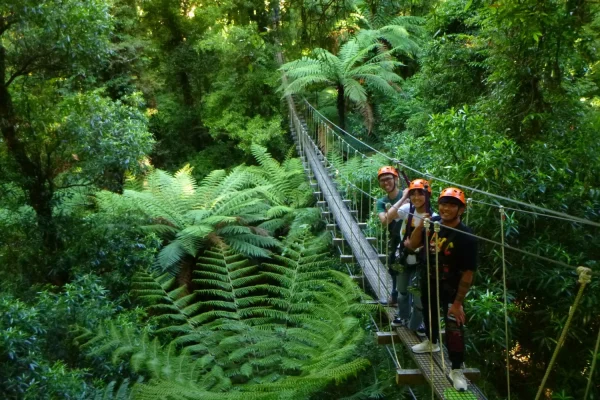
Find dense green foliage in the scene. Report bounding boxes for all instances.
[78,235,373,398]
[1,0,599,399]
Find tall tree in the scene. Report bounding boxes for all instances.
[0,0,153,277]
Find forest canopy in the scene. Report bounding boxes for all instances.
[1,0,599,399]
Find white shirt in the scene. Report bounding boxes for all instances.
[397,203,438,265]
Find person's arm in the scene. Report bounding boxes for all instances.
[407,213,429,249]
[448,270,473,326]
[448,233,478,326]
[378,188,410,225]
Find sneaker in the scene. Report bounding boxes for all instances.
[448,369,468,392]
[416,324,426,337]
[411,339,440,354]
[391,318,408,328]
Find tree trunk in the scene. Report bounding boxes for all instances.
[337,84,346,131]
[179,70,194,106]
[1,43,58,270]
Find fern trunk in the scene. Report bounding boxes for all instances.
[337,84,346,131]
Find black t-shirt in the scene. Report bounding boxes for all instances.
[419,216,478,286]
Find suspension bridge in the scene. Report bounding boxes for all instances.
[282,88,598,399]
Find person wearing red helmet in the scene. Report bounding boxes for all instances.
[375,166,406,307]
[408,187,477,392]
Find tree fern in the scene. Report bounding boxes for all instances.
[88,379,136,400]
[281,36,408,132]
[81,232,375,399]
[97,165,283,274]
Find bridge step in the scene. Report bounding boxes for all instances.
[321,210,357,218]
[326,222,366,231]
[334,237,377,246]
[395,368,481,385]
[376,331,399,345]
[361,299,380,305]
[340,254,387,263]
[350,275,365,288]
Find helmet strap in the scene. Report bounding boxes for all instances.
[424,186,432,215]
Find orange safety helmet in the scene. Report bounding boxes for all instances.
[438,187,466,206]
[409,178,432,193]
[377,166,399,179]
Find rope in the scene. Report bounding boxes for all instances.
[534,267,593,400]
[424,218,435,399]
[584,324,600,399]
[382,203,391,328]
[499,206,511,399]
[433,222,446,372]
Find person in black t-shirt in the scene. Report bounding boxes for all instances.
[407,187,477,392]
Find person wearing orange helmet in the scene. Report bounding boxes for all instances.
[375,166,406,307]
[408,187,477,392]
[387,179,437,336]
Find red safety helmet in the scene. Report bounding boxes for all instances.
[377,166,399,179]
[438,187,466,206]
[409,179,432,194]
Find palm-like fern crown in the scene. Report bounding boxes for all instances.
[280,27,413,132]
[280,17,420,97]
[96,147,309,274]
[80,232,377,399]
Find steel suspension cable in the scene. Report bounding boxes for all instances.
[470,199,585,224]
[305,127,591,272]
